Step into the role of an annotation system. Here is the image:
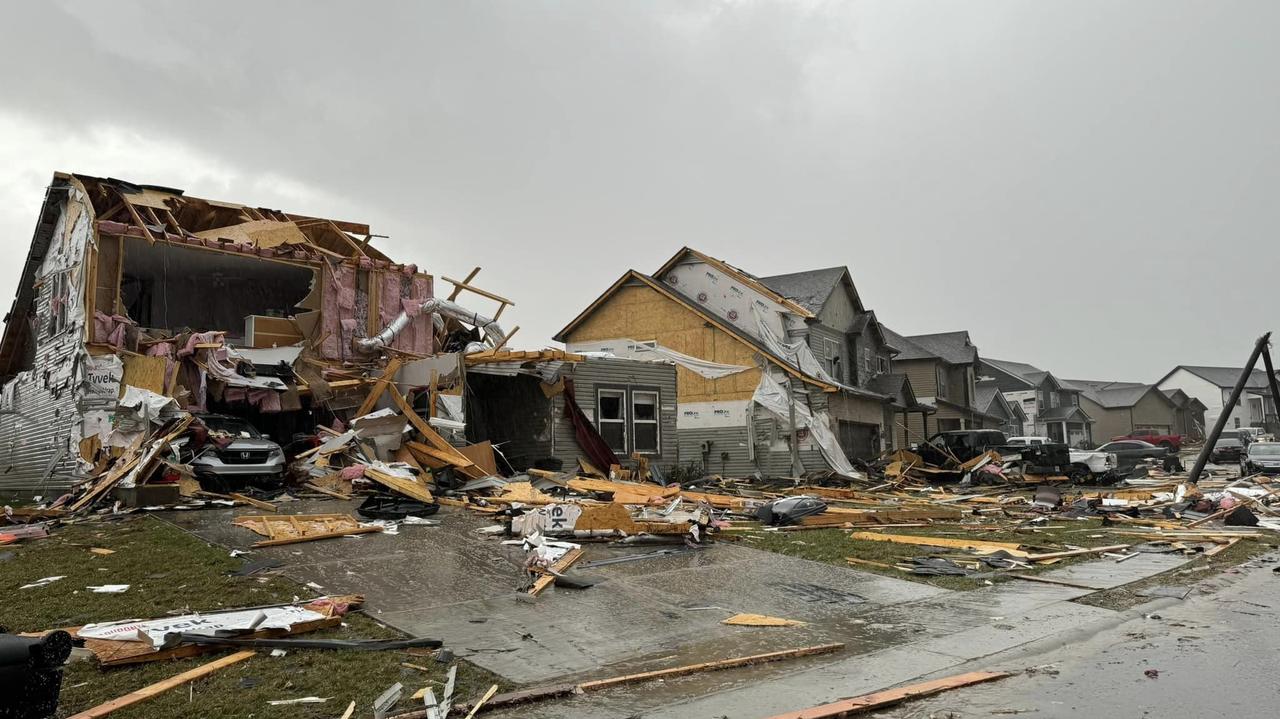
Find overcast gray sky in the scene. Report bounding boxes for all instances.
[2,1,1277,382]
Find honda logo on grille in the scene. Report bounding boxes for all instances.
[240,452,251,459]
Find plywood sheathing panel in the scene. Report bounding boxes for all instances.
[120,354,169,396]
[194,219,311,249]
[563,283,761,403]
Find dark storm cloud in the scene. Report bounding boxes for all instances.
[2,1,1278,380]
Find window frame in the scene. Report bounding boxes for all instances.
[630,388,661,455]
[593,384,664,457]
[595,387,628,455]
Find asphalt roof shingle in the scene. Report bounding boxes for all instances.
[758,267,848,315]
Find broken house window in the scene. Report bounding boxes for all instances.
[632,390,659,454]
[598,389,627,453]
[46,272,70,336]
[118,238,314,339]
[877,355,889,374]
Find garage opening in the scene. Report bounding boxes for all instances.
[119,237,315,342]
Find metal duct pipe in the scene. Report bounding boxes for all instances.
[355,297,506,354]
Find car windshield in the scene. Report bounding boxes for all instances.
[201,416,261,439]
[1249,444,1280,456]
[1215,438,1241,448]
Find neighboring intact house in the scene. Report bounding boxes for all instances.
[1156,366,1278,433]
[1161,388,1207,440]
[554,248,929,477]
[882,328,1005,446]
[978,358,1094,446]
[975,379,1027,438]
[1062,379,1181,446]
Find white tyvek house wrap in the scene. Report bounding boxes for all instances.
[660,261,795,339]
[750,303,844,387]
[566,338,751,379]
[752,370,862,478]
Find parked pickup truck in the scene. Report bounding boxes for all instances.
[1110,429,1182,451]
[917,430,1070,474]
[1007,436,1118,479]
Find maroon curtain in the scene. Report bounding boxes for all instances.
[562,379,620,472]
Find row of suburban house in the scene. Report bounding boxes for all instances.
[548,246,1223,474]
[0,173,1269,495]
[553,248,1280,471]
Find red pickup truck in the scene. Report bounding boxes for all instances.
[1110,429,1182,451]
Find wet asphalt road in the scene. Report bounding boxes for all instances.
[876,552,1280,719]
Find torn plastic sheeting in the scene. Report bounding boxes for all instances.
[118,386,179,425]
[77,605,328,648]
[750,303,843,386]
[752,371,862,479]
[567,338,751,379]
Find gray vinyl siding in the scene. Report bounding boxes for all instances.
[0,222,87,496]
[549,357,678,471]
[807,324,849,385]
[678,425,755,476]
[750,403,827,476]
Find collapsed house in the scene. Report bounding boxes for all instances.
[554,248,933,478]
[0,173,487,496]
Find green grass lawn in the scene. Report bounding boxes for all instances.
[1,516,506,718]
[733,518,1272,592]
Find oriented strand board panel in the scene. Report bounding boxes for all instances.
[120,354,169,396]
[563,284,761,403]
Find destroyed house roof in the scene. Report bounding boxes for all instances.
[652,247,817,319]
[74,173,393,264]
[555,270,836,392]
[882,329,978,365]
[556,270,889,401]
[1159,365,1278,391]
[758,267,851,315]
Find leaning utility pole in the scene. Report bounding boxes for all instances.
[1188,332,1273,483]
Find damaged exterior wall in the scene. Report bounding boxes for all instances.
[561,280,775,475]
[548,357,678,470]
[0,172,437,495]
[0,180,95,494]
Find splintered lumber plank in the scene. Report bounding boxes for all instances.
[228,493,277,512]
[462,685,499,719]
[67,650,256,718]
[1022,544,1129,561]
[576,643,845,692]
[251,526,382,547]
[364,466,436,504]
[763,670,1011,719]
[1205,536,1243,557]
[355,356,404,417]
[800,509,962,527]
[303,482,353,500]
[848,532,1031,558]
[1006,574,1107,590]
[528,548,584,596]
[390,388,487,479]
[464,644,845,714]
